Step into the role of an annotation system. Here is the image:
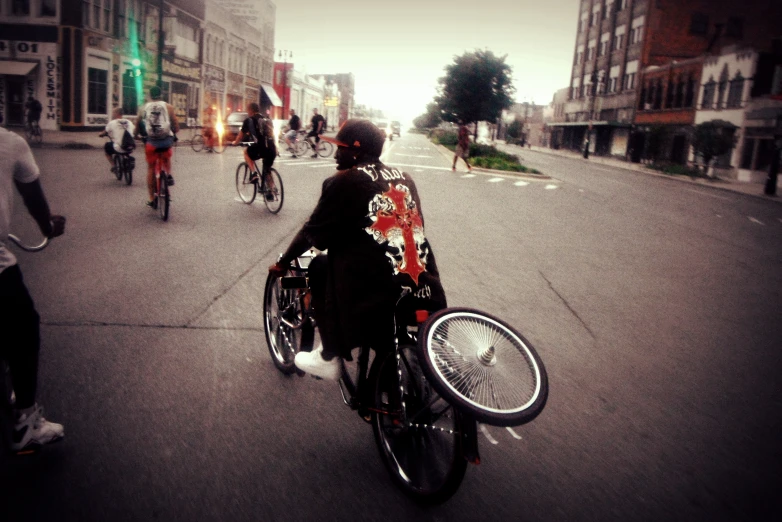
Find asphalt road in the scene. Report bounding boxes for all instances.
[2,133,781,521]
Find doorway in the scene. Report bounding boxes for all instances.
[6,77,25,125]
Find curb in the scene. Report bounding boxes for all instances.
[432,143,552,181]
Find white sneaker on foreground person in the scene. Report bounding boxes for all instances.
[12,403,64,453]
[294,345,341,381]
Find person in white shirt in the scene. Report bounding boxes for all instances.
[98,107,136,172]
[0,127,66,453]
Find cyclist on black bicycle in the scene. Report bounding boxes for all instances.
[98,107,135,172]
[282,109,301,157]
[135,85,179,209]
[25,96,42,129]
[269,119,445,380]
[232,102,276,184]
[305,108,326,158]
[1,126,66,452]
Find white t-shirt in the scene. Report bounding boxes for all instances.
[105,118,135,153]
[1,127,40,273]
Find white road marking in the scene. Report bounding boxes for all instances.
[380,142,396,162]
[716,214,722,218]
[488,177,505,183]
[395,153,434,158]
[515,181,529,186]
[414,169,424,172]
[462,174,476,178]
[778,217,782,224]
[682,188,731,200]
[545,184,559,190]
[479,424,499,445]
[506,427,523,440]
[748,217,765,225]
[386,162,453,172]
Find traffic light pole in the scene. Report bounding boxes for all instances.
[157,0,164,88]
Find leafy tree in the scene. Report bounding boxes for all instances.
[413,102,442,129]
[435,49,515,136]
[690,120,737,173]
[505,120,523,140]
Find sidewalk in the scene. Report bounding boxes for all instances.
[10,127,110,149]
[493,140,781,203]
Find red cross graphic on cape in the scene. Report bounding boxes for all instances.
[369,184,425,284]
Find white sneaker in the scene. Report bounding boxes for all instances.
[294,345,341,381]
[12,403,64,453]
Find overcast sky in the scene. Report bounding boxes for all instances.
[274,0,580,125]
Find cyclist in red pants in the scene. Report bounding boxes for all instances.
[135,86,179,208]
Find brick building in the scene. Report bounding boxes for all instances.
[552,0,782,159]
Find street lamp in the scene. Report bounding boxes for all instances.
[278,50,292,119]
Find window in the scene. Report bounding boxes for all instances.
[587,39,596,61]
[608,66,620,93]
[740,138,754,169]
[674,79,684,107]
[41,0,56,16]
[580,11,589,32]
[618,0,627,10]
[599,33,610,57]
[103,0,111,32]
[690,13,709,35]
[614,33,624,51]
[653,80,663,109]
[702,80,716,109]
[665,80,674,108]
[88,67,108,115]
[12,0,29,16]
[726,17,743,38]
[717,78,728,108]
[93,0,100,30]
[726,74,744,108]
[684,76,695,107]
[623,72,636,90]
[630,17,645,45]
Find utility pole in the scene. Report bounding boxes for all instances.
[157,0,164,89]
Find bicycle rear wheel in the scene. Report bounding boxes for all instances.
[371,345,468,504]
[212,139,225,153]
[294,139,308,156]
[124,156,133,186]
[261,168,284,214]
[235,163,257,204]
[158,172,170,221]
[316,140,334,157]
[263,271,314,374]
[191,134,204,152]
[418,308,548,427]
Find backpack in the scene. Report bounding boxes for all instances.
[143,101,171,139]
[247,114,272,149]
[120,128,136,152]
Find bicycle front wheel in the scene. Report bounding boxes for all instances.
[261,168,284,214]
[158,172,170,221]
[212,138,226,153]
[124,156,133,185]
[316,140,334,157]
[263,271,314,374]
[294,139,309,156]
[191,134,204,152]
[418,308,548,427]
[235,163,256,204]
[371,345,468,504]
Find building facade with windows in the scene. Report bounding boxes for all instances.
[554,0,782,159]
[0,0,61,130]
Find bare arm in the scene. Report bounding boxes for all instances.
[167,104,179,134]
[14,179,65,238]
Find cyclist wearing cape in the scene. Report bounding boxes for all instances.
[269,119,446,380]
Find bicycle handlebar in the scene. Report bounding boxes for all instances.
[7,234,49,252]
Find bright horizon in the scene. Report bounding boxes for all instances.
[274,0,580,126]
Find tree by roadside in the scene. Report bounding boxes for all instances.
[435,49,515,138]
[413,102,442,130]
[690,120,737,175]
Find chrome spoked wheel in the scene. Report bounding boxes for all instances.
[191,134,204,152]
[418,308,548,427]
[158,172,170,221]
[235,163,257,204]
[316,140,334,157]
[263,271,314,374]
[113,155,123,180]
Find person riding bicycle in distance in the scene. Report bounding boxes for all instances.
[232,102,277,186]
[135,85,179,208]
[283,108,301,157]
[269,119,446,380]
[98,107,135,172]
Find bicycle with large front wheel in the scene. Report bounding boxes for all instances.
[235,143,283,214]
[263,251,549,504]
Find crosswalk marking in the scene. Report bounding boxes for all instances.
[488,177,504,183]
[545,184,559,190]
[462,174,476,178]
[515,181,530,186]
[748,217,765,225]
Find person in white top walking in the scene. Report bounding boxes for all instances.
[98,107,136,172]
[0,127,66,453]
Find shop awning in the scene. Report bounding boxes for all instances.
[260,82,283,107]
[0,61,38,76]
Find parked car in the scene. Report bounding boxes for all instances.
[224,111,247,141]
[390,120,401,137]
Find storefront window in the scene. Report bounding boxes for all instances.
[88,67,108,115]
[41,0,56,16]
[122,71,138,115]
[12,0,30,16]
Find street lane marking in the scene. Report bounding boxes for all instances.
[395,153,434,158]
[380,142,396,162]
[515,181,530,186]
[387,162,452,172]
[682,188,731,200]
[462,174,476,178]
[748,217,765,225]
[545,184,559,190]
[488,177,505,183]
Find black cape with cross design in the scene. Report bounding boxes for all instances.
[293,161,447,357]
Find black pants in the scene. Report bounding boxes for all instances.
[0,265,40,410]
